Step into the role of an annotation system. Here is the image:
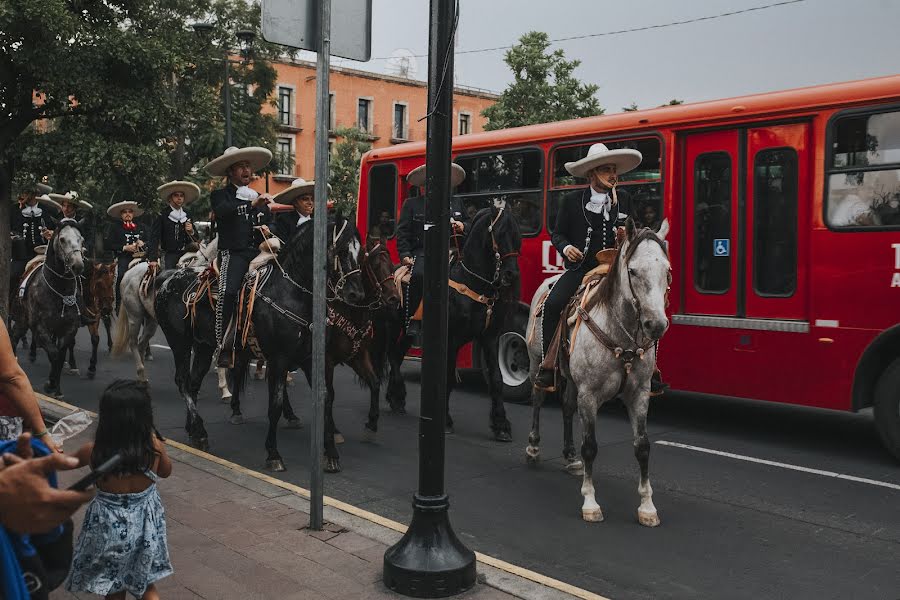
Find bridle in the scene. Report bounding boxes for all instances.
[457,207,520,289]
[617,229,670,345]
[358,240,397,308]
[41,223,85,316]
[327,219,361,301]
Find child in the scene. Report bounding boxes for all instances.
[66,381,173,600]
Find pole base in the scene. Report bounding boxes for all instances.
[383,494,477,598]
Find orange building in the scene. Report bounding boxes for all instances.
[260,58,498,194]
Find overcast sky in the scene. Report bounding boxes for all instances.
[312,0,900,114]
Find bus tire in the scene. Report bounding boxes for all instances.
[495,305,532,404]
[874,357,900,462]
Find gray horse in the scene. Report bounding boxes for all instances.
[10,219,85,398]
[525,218,670,526]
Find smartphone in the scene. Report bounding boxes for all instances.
[67,453,123,491]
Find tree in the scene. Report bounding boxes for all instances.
[328,127,372,218]
[623,102,640,112]
[660,99,684,107]
[481,31,602,131]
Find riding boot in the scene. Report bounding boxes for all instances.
[533,320,564,392]
[216,321,238,369]
[650,369,669,396]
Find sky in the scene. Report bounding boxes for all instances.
[302,0,900,114]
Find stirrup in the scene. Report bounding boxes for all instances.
[532,368,557,392]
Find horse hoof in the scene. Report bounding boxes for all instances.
[87,370,96,380]
[146,354,154,362]
[582,507,604,523]
[193,437,209,452]
[220,393,231,403]
[324,457,342,473]
[444,425,454,435]
[334,432,345,445]
[266,459,286,472]
[525,446,540,465]
[66,368,80,376]
[494,430,513,443]
[363,427,377,443]
[284,418,302,429]
[565,460,584,476]
[230,414,244,425]
[638,510,661,528]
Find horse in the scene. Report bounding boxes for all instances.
[378,206,521,441]
[524,218,671,526]
[64,261,116,379]
[9,220,85,398]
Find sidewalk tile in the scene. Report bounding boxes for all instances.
[327,531,382,554]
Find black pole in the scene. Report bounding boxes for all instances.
[223,58,232,149]
[383,0,476,596]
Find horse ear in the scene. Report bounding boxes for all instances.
[625,216,637,241]
[657,218,670,241]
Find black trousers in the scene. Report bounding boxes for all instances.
[163,251,182,271]
[404,251,425,324]
[541,265,589,354]
[216,249,254,345]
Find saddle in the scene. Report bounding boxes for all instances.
[249,238,281,275]
[18,256,45,297]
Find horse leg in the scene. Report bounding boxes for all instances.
[626,393,660,527]
[126,312,147,382]
[481,334,512,442]
[87,321,100,379]
[136,317,157,380]
[65,341,79,375]
[217,367,232,401]
[578,398,602,522]
[28,329,37,363]
[103,314,113,352]
[562,380,583,475]
[265,367,286,472]
[444,353,456,435]
[254,359,266,380]
[46,334,69,399]
[323,361,341,473]
[229,353,249,425]
[385,328,408,414]
[176,341,208,451]
[281,383,302,429]
[352,351,380,441]
[525,386,544,465]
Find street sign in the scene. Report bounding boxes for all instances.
[713,238,730,257]
[261,0,372,61]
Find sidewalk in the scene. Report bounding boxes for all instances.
[42,398,593,600]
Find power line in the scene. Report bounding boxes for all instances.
[372,0,806,60]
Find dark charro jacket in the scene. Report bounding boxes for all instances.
[272,211,311,244]
[105,221,147,259]
[210,183,272,252]
[147,206,193,261]
[10,208,55,260]
[551,187,631,271]
[396,194,469,260]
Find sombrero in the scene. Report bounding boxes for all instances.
[157,181,201,205]
[35,182,52,195]
[49,192,92,211]
[205,146,273,177]
[36,195,62,212]
[407,163,466,188]
[564,143,642,178]
[107,200,144,220]
[272,178,331,205]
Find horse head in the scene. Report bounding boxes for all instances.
[618,217,671,340]
[363,234,401,309]
[328,214,365,306]
[463,206,522,295]
[91,263,117,317]
[50,219,85,275]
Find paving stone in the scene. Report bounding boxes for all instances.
[326,531,382,555]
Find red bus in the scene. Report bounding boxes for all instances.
[356,75,900,460]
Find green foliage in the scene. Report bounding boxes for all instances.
[660,99,684,107]
[481,31,603,130]
[623,102,640,112]
[328,127,372,218]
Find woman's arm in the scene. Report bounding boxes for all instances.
[151,436,172,478]
[0,320,57,451]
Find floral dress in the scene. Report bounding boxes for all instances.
[65,470,172,597]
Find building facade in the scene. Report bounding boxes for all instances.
[261,59,498,194]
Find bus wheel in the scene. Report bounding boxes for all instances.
[874,357,900,462]
[498,330,531,404]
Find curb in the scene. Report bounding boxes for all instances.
[38,393,609,600]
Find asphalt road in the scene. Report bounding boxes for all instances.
[22,329,900,600]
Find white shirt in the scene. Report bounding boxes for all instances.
[236,186,259,202]
[22,205,42,218]
[168,207,188,223]
[296,212,311,227]
[585,189,611,218]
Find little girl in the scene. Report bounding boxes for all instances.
[66,380,173,600]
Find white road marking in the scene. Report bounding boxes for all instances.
[656,440,900,491]
[150,344,171,351]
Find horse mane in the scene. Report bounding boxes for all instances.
[464,206,521,252]
[589,227,668,309]
[281,220,315,272]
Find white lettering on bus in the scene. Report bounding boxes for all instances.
[542,240,564,274]
[893,272,900,288]
[893,243,900,270]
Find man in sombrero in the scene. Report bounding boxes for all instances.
[271,177,327,243]
[9,181,57,291]
[48,191,94,255]
[396,162,469,338]
[106,200,147,311]
[147,180,201,270]
[205,146,274,367]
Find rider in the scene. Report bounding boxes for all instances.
[533,143,641,391]
[106,200,147,312]
[271,178,322,243]
[9,182,55,293]
[147,181,201,271]
[395,163,469,337]
[204,146,274,368]
[49,192,94,256]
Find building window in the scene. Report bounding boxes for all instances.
[459,113,471,135]
[276,137,294,176]
[278,87,293,126]
[393,103,407,140]
[754,148,798,296]
[358,98,372,132]
[694,152,732,293]
[328,92,335,131]
[368,164,398,238]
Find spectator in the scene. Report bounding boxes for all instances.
[66,381,173,600]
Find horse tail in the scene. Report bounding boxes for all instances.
[111,303,131,356]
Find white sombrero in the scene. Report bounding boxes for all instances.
[564,143,642,178]
[205,146,273,177]
[272,178,331,205]
[107,200,144,220]
[36,195,62,211]
[157,181,201,205]
[49,192,93,211]
[407,163,466,188]
[35,182,52,195]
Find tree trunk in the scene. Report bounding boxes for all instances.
[0,158,13,320]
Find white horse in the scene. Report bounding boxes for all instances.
[525,219,670,526]
[112,237,229,396]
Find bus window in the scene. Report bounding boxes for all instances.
[827,109,900,228]
[367,163,398,238]
[753,148,798,296]
[548,138,662,233]
[455,149,543,236]
[694,152,732,293]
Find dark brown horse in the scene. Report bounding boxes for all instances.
[64,261,116,379]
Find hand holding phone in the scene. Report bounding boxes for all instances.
[67,453,123,491]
